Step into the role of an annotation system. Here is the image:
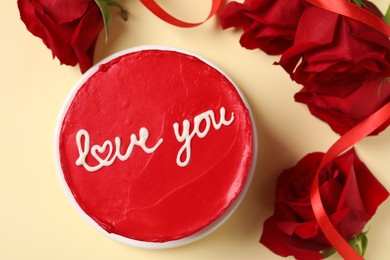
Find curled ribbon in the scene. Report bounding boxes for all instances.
[306,0,390,36]
[139,0,222,28]
[139,0,390,258]
[311,102,390,260]
[306,1,390,259]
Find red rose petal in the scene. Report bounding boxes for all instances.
[35,0,90,24]
[71,4,104,73]
[260,217,324,260]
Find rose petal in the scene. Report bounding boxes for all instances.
[35,0,90,24]
[293,220,319,239]
[335,150,365,212]
[219,2,249,29]
[34,9,79,65]
[352,151,390,214]
[295,73,390,135]
[260,217,325,260]
[71,3,104,73]
[18,0,104,72]
[319,176,343,214]
[220,0,304,55]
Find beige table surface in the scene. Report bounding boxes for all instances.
[1,1,389,259]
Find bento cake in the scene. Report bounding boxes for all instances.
[55,47,256,248]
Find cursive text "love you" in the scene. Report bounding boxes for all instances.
[75,107,234,172]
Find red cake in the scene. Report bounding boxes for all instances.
[55,46,256,248]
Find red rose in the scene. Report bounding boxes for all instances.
[278,4,390,95]
[277,3,390,135]
[220,0,306,55]
[18,0,104,73]
[295,73,390,135]
[260,149,389,259]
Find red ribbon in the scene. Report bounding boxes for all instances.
[139,0,390,258]
[306,0,390,37]
[139,0,222,28]
[311,102,390,260]
[306,1,390,259]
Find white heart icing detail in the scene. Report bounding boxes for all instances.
[91,140,114,165]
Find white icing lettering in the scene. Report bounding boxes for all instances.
[173,107,234,167]
[75,107,235,171]
[76,128,163,172]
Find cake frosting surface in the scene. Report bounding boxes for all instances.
[58,48,254,244]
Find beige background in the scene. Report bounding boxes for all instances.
[1,0,389,259]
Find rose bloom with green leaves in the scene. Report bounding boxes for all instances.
[18,0,127,73]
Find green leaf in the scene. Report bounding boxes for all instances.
[385,3,390,25]
[321,231,370,258]
[94,0,111,43]
[361,233,368,257]
[349,236,362,256]
[321,247,336,258]
[351,0,363,6]
[349,0,364,6]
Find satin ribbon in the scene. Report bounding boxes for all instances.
[306,0,390,37]
[305,1,390,259]
[139,0,390,258]
[311,101,390,260]
[139,0,222,28]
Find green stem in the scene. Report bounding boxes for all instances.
[385,3,390,25]
[94,0,128,43]
[94,0,111,42]
[321,231,369,258]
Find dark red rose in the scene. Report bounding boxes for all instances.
[277,3,390,135]
[18,0,104,73]
[260,149,389,259]
[295,73,390,135]
[220,0,306,55]
[278,4,390,96]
